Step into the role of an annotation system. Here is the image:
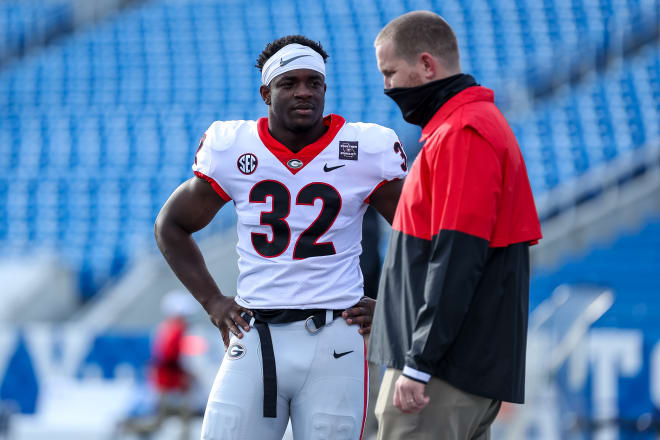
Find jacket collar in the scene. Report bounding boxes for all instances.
[420,86,494,142]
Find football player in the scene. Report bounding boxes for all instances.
[154,35,407,439]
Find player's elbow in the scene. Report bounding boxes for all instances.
[371,195,400,225]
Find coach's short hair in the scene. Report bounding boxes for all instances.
[255,35,329,71]
[375,11,459,70]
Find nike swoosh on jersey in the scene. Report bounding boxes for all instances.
[333,350,353,359]
[324,164,345,172]
[280,54,311,67]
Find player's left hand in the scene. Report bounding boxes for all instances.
[342,296,376,335]
[393,375,430,413]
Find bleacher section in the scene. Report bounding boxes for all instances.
[0,0,651,113]
[0,0,657,298]
[0,0,73,64]
[511,44,660,195]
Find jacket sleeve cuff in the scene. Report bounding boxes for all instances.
[402,366,431,384]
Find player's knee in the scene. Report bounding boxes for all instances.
[307,412,357,440]
[201,402,243,440]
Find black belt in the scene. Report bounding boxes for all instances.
[249,309,344,418]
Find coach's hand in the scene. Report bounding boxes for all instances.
[205,296,253,348]
[342,296,376,335]
[393,375,430,413]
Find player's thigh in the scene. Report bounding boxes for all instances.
[200,331,289,440]
[290,319,367,440]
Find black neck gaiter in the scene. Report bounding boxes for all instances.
[384,73,478,127]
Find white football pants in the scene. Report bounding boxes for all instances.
[200,315,368,440]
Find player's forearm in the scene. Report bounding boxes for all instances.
[154,218,224,310]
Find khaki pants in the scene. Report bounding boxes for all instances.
[375,368,501,440]
[363,361,385,439]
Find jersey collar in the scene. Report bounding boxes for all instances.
[257,114,346,175]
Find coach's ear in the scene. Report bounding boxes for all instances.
[259,85,271,106]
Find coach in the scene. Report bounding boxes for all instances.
[367,11,543,439]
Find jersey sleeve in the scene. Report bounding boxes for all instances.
[364,128,409,202]
[192,121,234,202]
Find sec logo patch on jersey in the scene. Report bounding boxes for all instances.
[237,153,258,175]
[227,342,246,360]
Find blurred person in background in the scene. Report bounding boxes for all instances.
[118,290,199,440]
[368,11,542,440]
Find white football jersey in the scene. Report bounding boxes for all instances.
[192,114,408,310]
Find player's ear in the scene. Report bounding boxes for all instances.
[419,52,437,80]
[259,85,271,106]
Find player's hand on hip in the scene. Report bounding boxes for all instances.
[393,375,430,413]
[205,296,253,348]
[342,296,376,335]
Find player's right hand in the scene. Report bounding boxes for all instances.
[205,296,253,348]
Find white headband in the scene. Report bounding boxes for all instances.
[261,43,325,86]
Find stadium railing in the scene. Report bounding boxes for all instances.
[503,284,614,439]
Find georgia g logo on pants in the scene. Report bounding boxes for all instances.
[227,342,246,360]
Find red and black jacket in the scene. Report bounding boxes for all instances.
[368,86,542,403]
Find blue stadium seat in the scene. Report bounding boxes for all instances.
[0,1,73,62]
